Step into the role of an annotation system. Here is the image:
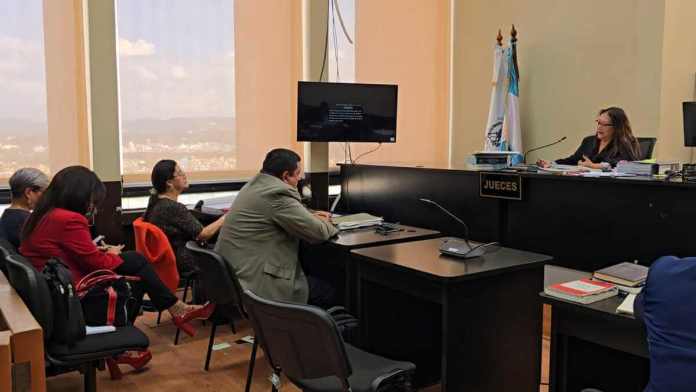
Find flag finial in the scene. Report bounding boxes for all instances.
[496,29,503,46]
[510,25,517,42]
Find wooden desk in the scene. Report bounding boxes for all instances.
[351,238,551,392]
[541,293,648,392]
[301,224,441,312]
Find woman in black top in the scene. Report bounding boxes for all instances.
[143,160,226,274]
[0,168,48,248]
[538,107,641,169]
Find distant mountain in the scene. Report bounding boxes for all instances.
[121,117,235,137]
[0,118,48,135]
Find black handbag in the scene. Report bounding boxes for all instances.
[76,269,140,327]
[43,258,86,345]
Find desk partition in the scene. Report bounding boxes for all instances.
[340,164,696,271]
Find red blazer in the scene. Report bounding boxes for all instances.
[20,208,123,283]
[132,217,179,293]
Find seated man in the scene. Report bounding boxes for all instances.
[635,256,696,392]
[215,148,338,305]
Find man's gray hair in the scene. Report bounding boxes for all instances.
[9,168,49,199]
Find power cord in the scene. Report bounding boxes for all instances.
[353,143,382,163]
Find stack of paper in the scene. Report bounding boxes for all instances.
[616,294,637,315]
[332,213,383,230]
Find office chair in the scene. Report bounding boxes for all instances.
[637,137,657,160]
[0,237,17,275]
[184,241,259,392]
[243,289,416,392]
[3,253,149,392]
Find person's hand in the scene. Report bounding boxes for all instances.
[99,244,124,255]
[578,155,595,168]
[313,210,332,222]
[536,159,551,168]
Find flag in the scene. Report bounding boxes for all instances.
[502,36,522,153]
[483,43,508,152]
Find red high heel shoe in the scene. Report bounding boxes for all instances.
[106,350,152,380]
[174,302,215,324]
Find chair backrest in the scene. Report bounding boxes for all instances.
[637,137,657,160]
[242,290,352,385]
[0,238,17,275]
[133,217,179,293]
[184,241,246,316]
[4,254,53,341]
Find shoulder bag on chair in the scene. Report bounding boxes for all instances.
[76,269,140,327]
[43,258,86,344]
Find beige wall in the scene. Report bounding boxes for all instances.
[451,0,665,164]
[235,0,303,171]
[656,0,696,163]
[354,0,450,166]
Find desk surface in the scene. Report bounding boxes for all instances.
[351,238,551,280]
[330,224,440,249]
[540,292,639,322]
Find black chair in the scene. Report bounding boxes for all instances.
[0,237,17,275]
[243,289,416,392]
[3,253,149,392]
[184,241,258,390]
[638,137,657,160]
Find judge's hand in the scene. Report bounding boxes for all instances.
[578,155,595,168]
[536,159,551,168]
[99,244,124,255]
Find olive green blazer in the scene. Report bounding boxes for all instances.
[214,173,338,303]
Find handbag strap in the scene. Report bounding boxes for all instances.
[76,269,140,297]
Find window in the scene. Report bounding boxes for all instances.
[117,0,236,182]
[328,0,355,168]
[0,1,49,183]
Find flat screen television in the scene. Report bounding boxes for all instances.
[297,81,398,143]
[684,101,696,147]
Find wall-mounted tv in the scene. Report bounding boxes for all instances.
[684,102,696,147]
[297,81,398,143]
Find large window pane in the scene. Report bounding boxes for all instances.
[0,1,49,183]
[117,0,235,181]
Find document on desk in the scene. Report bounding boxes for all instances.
[616,294,636,315]
[332,213,383,230]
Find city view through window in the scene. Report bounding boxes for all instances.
[117,0,236,177]
[0,1,49,181]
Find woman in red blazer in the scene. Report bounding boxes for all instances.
[20,166,213,370]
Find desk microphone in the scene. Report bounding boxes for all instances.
[419,198,498,259]
[523,136,567,163]
[419,198,471,246]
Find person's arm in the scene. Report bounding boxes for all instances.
[197,215,225,241]
[554,140,586,165]
[62,215,123,272]
[270,192,338,244]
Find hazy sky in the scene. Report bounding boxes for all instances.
[0,0,354,123]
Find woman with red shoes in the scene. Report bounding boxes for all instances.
[19,166,214,374]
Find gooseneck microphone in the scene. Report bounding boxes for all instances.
[523,136,567,163]
[419,198,472,249]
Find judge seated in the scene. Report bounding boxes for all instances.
[538,107,640,169]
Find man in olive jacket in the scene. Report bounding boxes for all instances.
[215,148,338,304]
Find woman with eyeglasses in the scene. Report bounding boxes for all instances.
[142,160,226,276]
[19,166,213,370]
[537,107,641,169]
[0,168,49,248]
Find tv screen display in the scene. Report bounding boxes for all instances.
[297,81,398,143]
[684,102,696,147]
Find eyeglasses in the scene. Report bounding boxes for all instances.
[173,171,187,178]
[595,120,614,127]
